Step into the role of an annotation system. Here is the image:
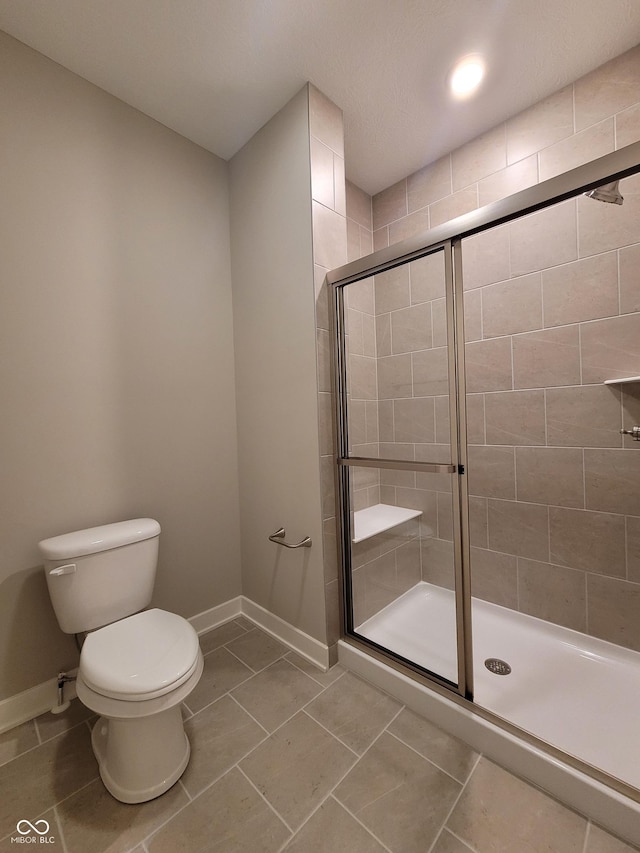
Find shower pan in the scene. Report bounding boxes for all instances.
[328,141,640,845]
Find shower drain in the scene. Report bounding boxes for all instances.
[484,658,512,675]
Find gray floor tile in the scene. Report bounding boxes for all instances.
[240,712,356,832]
[35,698,95,743]
[281,796,386,852]
[285,652,346,687]
[225,628,288,671]
[447,757,587,853]
[234,616,255,632]
[0,724,98,840]
[56,777,189,853]
[388,707,479,782]
[305,671,401,754]
[185,645,253,713]
[334,731,462,853]
[198,620,248,655]
[0,807,57,851]
[586,824,640,853]
[230,659,323,732]
[146,768,290,853]
[0,721,38,768]
[182,695,266,797]
[431,828,476,853]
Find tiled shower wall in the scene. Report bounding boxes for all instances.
[362,45,640,650]
[308,86,347,659]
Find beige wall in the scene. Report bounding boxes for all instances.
[230,87,327,643]
[359,45,640,649]
[0,31,242,699]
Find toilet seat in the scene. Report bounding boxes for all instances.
[80,608,200,701]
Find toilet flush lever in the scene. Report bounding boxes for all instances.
[49,563,77,576]
[620,426,640,441]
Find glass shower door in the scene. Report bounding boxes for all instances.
[335,244,472,695]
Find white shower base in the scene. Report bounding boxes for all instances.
[357,581,640,792]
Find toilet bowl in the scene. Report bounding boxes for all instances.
[76,608,204,803]
[38,519,204,803]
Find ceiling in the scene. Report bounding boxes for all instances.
[1,1,640,196]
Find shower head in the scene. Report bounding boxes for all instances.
[584,180,624,205]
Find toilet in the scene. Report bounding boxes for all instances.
[38,518,203,804]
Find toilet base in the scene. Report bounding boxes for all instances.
[91,705,190,803]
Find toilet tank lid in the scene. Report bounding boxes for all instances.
[38,518,161,560]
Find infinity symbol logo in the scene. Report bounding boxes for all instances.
[16,819,50,835]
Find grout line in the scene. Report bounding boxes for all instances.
[582,821,592,853]
[330,795,395,853]
[236,764,295,836]
[384,728,470,786]
[32,717,43,746]
[299,708,360,759]
[443,827,479,852]
[425,752,483,853]
[52,805,69,853]
[227,692,271,736]
[178,778,192,802]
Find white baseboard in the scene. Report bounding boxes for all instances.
[0,670,78,735]
[188,596,243,634]
[240,597,330,672]
[0,595,329,734]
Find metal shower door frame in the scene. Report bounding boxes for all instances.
[328,140,640,707]
[332,240,473,698]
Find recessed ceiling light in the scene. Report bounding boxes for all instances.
[449,55,485,99]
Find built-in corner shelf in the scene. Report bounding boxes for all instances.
[353,503,423,544]
[603,376,640,385]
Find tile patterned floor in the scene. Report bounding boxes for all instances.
[0,617,638,853]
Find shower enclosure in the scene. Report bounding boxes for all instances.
[329,142,640,807]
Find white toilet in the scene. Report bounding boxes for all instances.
[38,518,204,804]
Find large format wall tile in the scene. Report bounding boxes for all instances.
[619,244,640,315]
[580,313,640,383]
[477,155,538,207]
[451,125,506,191]
[390,303,432,353]
[412,347,449,397]
[461,225,510,290]
[407,155,452,211]
[482,273,542,338]
[410,252,446,303]
[574,45,640,132]
[487,499,550,562]
[538,119,614,182]
[467,445,516,500]
[587,575,640,651]
[542,252,619,328]
[515,446,585,509]
[484,390,546,446]
[517,558,587,631]
[545,385,622,448]
[375,265,410,313]
[509,200,577,276]
[584,449,640,516]
[577,174,640,257]
[465,338,512,393]
[512,325,581,389]
[505,86,574,164]
[549,507,626,577]
[372,179,407,230]
[470,546,518,608]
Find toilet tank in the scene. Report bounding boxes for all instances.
[38,518,161,634]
